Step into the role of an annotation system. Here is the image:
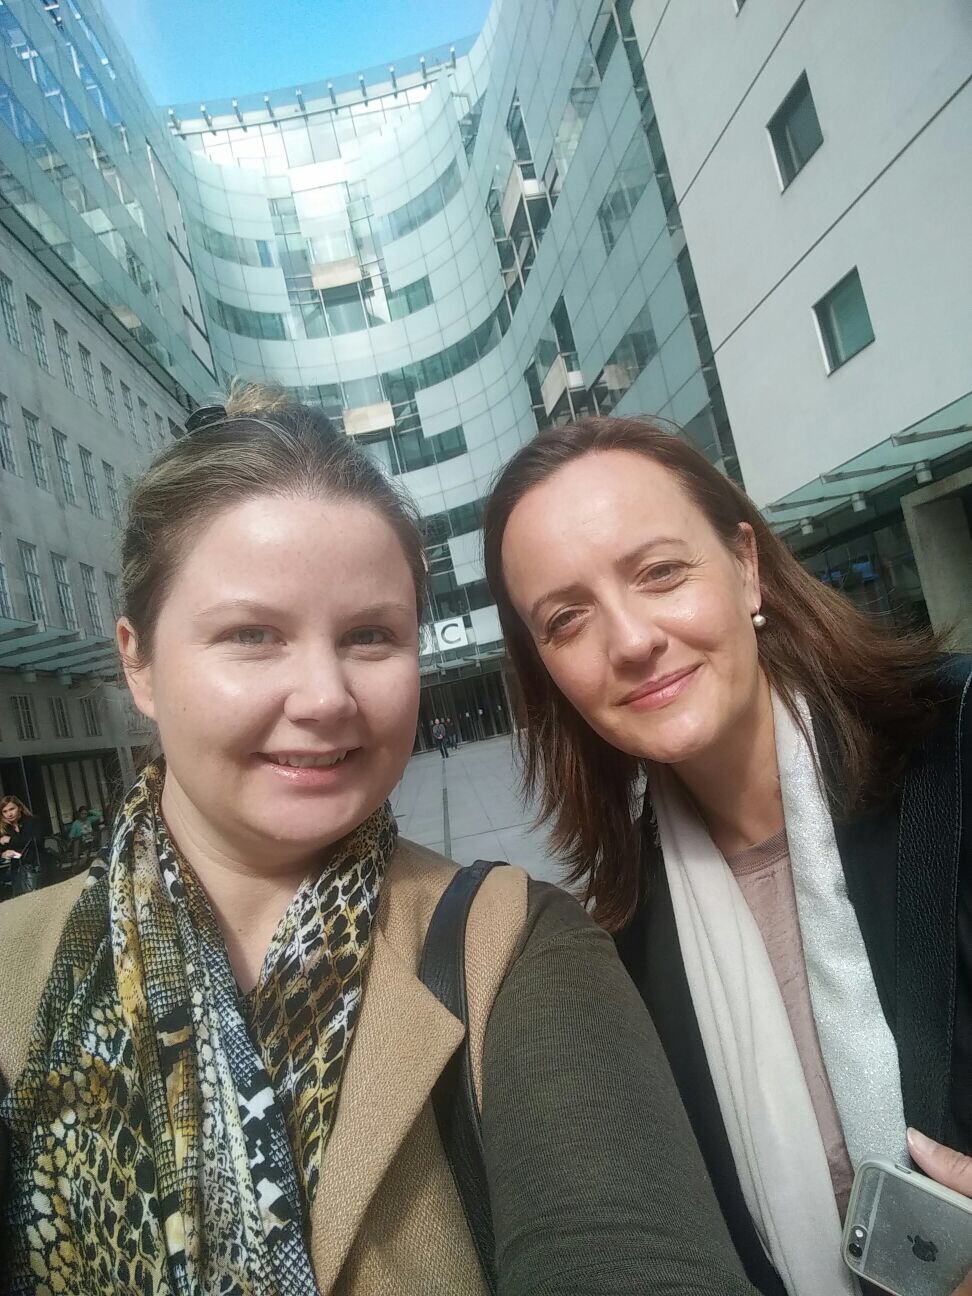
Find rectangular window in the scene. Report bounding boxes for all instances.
[50,553,78,629]
[23,410,49,490]
[0,533,13,618]
[80,562,104,633]
[49,695,72,739]
[0,392,17,472]
[54,321,76,391]
[768,72,823,187]
[18,540,47,622]
[51,429,77,504]
[80,695,102,737]
[101,364,118,422]
[79,446,101,515]
[120,382,138,440]
[103,461,121,523]
[78,344,98,404]
[813,268,875,372]
[25,297,50,371]
[12,694,38,741]
[105,570,121,620]
[0,272,22,349]
[154,412,165,447]
[138,397,151,443]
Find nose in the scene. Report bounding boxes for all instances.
[282,648,359,727]
[603,592,667,668]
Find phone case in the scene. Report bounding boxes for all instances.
[842,1159,972,1296]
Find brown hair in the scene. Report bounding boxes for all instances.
[0,795,31,819]
[121,381,426,661]
[483,416,949,931]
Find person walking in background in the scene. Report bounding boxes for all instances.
[431,716,449,758]
[0,389,757,1296]
[484,415,972,1296]
[446,716,458,750]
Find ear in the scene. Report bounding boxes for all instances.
[116,617,157,721]
[735,522,762,614]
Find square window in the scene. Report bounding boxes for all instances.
[814,268,875,372]
[768,72,823,188]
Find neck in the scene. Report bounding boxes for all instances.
[673,672,784,858]
[160,775,315,993]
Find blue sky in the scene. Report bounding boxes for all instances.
[107,0,491,106]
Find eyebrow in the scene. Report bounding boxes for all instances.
[528,537,686,623]
[192,598,415,622]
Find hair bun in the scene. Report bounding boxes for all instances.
[223,378,293,419]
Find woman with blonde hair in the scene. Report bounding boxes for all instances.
[484,416,972,1296]
[0,390,758,1295]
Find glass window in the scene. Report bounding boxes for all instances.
[80,562,104,634]
[0,392,16,472]
[208,294,288,340]
[52,429,77,504]
[0,532,12,617]
[323,284,366,335]
[50,553,78,629]
[768,72,823,187]
[0,272,21,348]
[12,694,38,741]
[103,461,121,524]
[814,268,875,371]
[25,297,49,371]
[23,410,49,490]
[120,382,138,440]
[18,540,47,621]
[138,397,152,443]
[50,695,72,739]
[79,445,101,515]
[101,365,118,422]
[80,695,102,737]
[591,1,619,74]
[78,344,97,404]
[375,160,461,243]
[598,129,653,251]
[105,571,121,621]
[54,322,75,391]
[592,303,657,413]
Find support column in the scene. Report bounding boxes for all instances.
[902,468,972,652]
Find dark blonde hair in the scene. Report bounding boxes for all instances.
[484,416,950,931]
[121,381,426,660]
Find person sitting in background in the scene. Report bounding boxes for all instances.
[0,388,757,1296]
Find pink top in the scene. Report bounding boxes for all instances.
[727,829,855,1219]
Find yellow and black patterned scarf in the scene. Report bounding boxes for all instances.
[0,761,395,1295]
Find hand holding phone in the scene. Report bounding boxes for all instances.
[843,1147,972,1296]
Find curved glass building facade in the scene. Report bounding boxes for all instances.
[167,0,735,733]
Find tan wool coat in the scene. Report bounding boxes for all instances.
[0,839,529,1295]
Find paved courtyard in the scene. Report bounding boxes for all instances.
[391,735,568,887]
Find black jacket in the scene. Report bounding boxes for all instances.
[0,817,40,873]
[616,656,972,1296]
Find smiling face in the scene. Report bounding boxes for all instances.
[500,450,764,768]
[120,493,420,868]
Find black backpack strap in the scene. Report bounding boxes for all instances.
[419,860,505,1294]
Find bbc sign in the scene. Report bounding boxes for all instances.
[420,617,470,656]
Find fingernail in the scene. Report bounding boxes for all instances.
[908,1127,934,1156]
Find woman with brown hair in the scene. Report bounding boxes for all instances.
[484,416,972,1296]
[0,796,42,896]
[0,390,759,1295]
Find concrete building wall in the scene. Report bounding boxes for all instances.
[631,0,972,506]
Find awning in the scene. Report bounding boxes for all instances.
[0,617,118,680]
[764,389,972,536]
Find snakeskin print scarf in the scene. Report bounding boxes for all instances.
[0,761,396,1295]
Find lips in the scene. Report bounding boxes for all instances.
[618,664,700,708]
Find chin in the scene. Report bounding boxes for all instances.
[620,711,716,766]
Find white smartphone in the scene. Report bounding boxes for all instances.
[842,1159,972,1296]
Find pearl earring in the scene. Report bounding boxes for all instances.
[752,611,767,630]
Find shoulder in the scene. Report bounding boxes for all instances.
[381,839,530,973]
[0,873,88,1084]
